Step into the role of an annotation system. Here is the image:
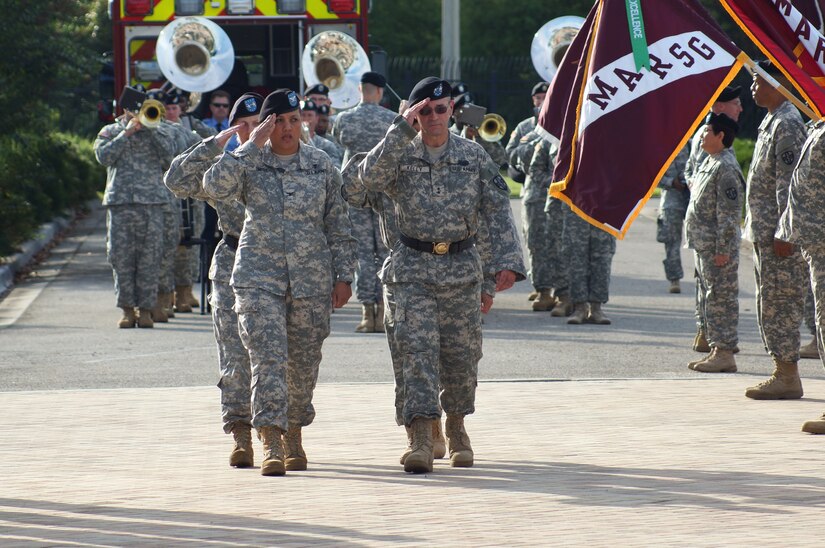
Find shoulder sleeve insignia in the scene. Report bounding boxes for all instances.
[725,187,738,200]
[781,150,795,166]
[492,174,509,192]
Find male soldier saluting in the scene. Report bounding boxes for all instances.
[358,77,525,474]
[742,60,808,401]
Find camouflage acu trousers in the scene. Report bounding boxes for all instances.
[523,201,553,291]
[545,199,569,297]
[210,281,252,433]
[235,287,332,431]
[384,281,481,427]
[106,204,164,309]
[657,208,686,281]
[805,277,816,336]
[565,210,616,304]
[753,242,807,362]
[159,202,179,293]
[175,199,205,285]
[801,244,825,367]
[350,206,388,304]
[694,249,739,349]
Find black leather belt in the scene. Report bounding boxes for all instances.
[223,234,239,251]
[399,233,474,255]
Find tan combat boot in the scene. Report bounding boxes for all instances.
[669,279,681,293]
[187,286,199,308]
[118,307,136,328]
[399,426,414,465]
[550,295,572,317]
[692,347,737,373]
[445,414,474,468]
[151,296,168,323]
[802,413,825,434]
[175,285,193,313]
[688,352,712,369]
[283,426,308,471]
[229,422,254,468]
[587,302,611,324]
[164,292,176,318]
[433,418,447,459]
[374,302,385,333]
[532,290,556,312]
[355,304,375,333]
[693,328,711,352]
[527,290,539,301]
[137,308,154,328]
[258,426,286,476]
[799,337,819,359]
[745,359,803,400]
[567,303,588,325]
[404,418,434,474]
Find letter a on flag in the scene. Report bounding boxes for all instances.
[719,0,825,118]
[538,0,746,239]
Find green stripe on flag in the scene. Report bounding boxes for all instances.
[625,0,649,71]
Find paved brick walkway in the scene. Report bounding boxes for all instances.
[2,378,824,546]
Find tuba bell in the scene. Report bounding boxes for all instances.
[479,113,507,143]
[301,31,370,110]
[156,16,235,93]
[138,98,166,128]
[531,16,585,82]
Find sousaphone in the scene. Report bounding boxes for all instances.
[531,16,585,83]
[156,16,235,92]
[301,30,370,110]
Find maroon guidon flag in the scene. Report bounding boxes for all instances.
[719,0,825,118]
[538,0,746,239]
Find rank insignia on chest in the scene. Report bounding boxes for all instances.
[400,165,430,173]
[781,150,795,165]
[725,187,738,200]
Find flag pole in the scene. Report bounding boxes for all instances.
[743,56,819,120]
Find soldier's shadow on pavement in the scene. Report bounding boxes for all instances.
[313,461,825,514]
[0,497,421,546]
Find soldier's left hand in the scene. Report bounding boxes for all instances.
[481,293,494,314]
[713,254,730,267]
[331,281,352,309]
[495,270,517,291]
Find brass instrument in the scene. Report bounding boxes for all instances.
[531,16,585,82]
[479,113,507,143]
[156,17,235,92]
[138,98,166,128]
[301,30,370,110]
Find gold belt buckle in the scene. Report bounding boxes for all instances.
[433,242,450,255]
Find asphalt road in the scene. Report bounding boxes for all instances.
[1,198,822,391]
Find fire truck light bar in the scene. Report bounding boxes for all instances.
[277,0,306,15]
[125,0,153,15]
[227,0,255,14]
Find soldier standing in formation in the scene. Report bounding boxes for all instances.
[656,146,690,294]
[301,99,344,167]
[94,96,178,328]
[358,77,525,474]
[742,61,808,401]
[165,92,264,469]
[202,89,355,476]
[685,113,743,374]
[332,72,398,333]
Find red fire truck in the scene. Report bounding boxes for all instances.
[104,0,371,115]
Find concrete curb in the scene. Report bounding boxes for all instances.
[0,214,74,296]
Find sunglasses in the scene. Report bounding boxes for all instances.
[212,103,230,108]
[419,104,449,116]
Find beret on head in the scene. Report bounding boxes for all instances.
[146,88,165,102]
[451,82,469,98]
[306,83,329,96]
[408,77,452,106]
[706,112,739,135]
[717,85,742,103]
[757,59,784,77]
[301,99,319,112]
[259,89,301,121]
[317,104,330,116]
[532,82,550,96]
[453,92,473,109]
[360,71,386,87]
[230,92,264,124]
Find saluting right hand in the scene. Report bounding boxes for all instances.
[250,114,275,149]
[402,98,430,127]
[215,125,241,149]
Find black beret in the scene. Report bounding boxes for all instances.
[146,88,165,102]
[532,82,549,96]
[230,92,264,124]
[408,77,452,106]
[360,71,386,87]
[451,82,469,98]
[757,59,784,77]
[306,83,329,96]
[259,89,301,121]
[317,104,330,116]
[717,85,742,103]
[300,99,318,112]
[706,112,739,135]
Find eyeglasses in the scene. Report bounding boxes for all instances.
[212,103,230,108]
[419,105,449,116]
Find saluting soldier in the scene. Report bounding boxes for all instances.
[742,61,808,401]
[94,92,178,328]
[165,92,264,469]
[332,72,398,333]
[685,113,744,374]
[358,77,526,474]
[202,89,356,476]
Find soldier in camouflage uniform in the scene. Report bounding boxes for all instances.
[203,89,355,476]
[358,77,525,474]
[742,62,808,400]
[94,100,178,328]
[684,86,744,353]
[777,111,825,434]
[801,288,819,359]
[165,93,264,469]
[333,72,399,333]
[657,146,690,294]
[301,99,344,167]
[450,88,508,169]
[685,113,743,373]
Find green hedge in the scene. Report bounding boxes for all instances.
[0,132,104,257]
